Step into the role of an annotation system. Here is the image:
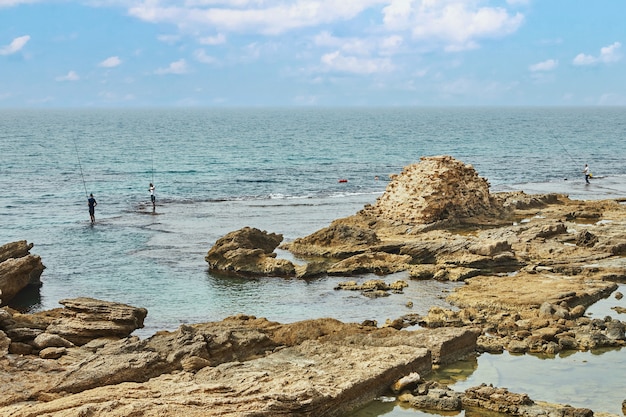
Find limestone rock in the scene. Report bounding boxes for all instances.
[463,384,593,417]
[287,222,380,257]
[0,254,44,304]
[398,381,463,411]
[327,252,412,275]
[205,227,296,276]
[45,297,147,345]
[365,155,506,225]
[0,314,478,417]
[0,241,34,263]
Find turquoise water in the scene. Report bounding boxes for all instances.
[1,107,625,415]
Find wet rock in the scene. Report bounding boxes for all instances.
[463,384,593,416]
[606,320,625,340]
[398,381,463,411]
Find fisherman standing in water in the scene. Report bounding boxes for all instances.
[583,164,591,184]
[149,183,156,210]
[87,193,97,224]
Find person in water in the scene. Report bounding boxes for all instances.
[87,193,97,224]
[583,164,591,184]
[149,183,155,209]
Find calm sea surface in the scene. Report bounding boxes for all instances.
[1,107,625,415]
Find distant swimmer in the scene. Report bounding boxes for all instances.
[583,164,591,184]
[87,193,97,224]
[149,183,156,209]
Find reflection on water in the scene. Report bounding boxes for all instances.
[350,346,625,416]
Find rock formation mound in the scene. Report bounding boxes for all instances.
[365,155,506,224]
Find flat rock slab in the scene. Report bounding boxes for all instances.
[448,272,617,311]
[4,340,432,417]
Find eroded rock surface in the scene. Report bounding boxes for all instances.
[205,226,296,276]
[0,308,478,417]
[0,240,45,305]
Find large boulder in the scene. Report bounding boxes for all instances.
[44,297,147,346]
[0,241,45,305]
[366,155,506,225]
[205,227,296,276]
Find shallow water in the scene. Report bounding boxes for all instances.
[2,107,626,415]
[349,285,626,416]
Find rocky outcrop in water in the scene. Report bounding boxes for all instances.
[279,156,626,358]
[0,240,45,305]
[205,226,296,276]
[4,156,626,416]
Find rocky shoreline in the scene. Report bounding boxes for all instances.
[2,156,625,416]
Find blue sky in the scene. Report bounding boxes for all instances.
[1,0,624,107]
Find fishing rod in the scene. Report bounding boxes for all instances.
[151,147,154,184]
[551,133,580,167]
[72,136,89,198]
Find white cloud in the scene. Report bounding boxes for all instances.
[321,51,394,74]
[157,34,182,44]
[573,42,622,66]
[383,1,524,51]
[99,91,135,101]
[155,59,188,74]
[597,93,626,106]
[529,59,557,72]
[572,53,594,66]
[199,33,226,45]
[56,71,80,81]
[128,0,385,36]
[0,35,30,55]
[193,49,217,64]
[99,56,122,68]
[313,31,403,62]
[599,42,622,62]
[0,0,37,7]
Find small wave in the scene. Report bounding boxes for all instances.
[235,178,283,184]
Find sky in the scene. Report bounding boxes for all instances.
[1,0,624,108]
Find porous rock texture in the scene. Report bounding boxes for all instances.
[0,307,479,417]
[368,155,506,225]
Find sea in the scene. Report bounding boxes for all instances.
[1,107,625,416]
